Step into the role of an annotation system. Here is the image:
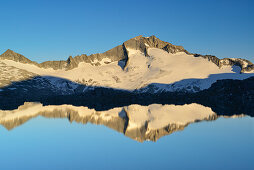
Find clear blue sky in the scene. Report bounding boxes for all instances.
[0,0,253,63]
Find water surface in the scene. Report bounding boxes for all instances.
[1,111,253,170]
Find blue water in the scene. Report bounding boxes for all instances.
[0,116,253,170]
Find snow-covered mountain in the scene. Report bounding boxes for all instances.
[0,35,253,94]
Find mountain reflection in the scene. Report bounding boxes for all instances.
[0,103,244,142]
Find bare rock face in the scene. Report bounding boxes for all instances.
[39,60,66,70]
[99,44,128,61]
[124,35,188,54]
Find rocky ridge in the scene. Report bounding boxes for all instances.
[1,35,253,72]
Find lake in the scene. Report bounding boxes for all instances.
[0,103,253,170]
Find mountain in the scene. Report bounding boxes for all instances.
[0,35,253,110]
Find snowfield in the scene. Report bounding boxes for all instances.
[1,48,253,92]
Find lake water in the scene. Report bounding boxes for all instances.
[0,109,253,170]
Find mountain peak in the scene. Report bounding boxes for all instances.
[0,49,36,65]
[132,35,143,40]
[123,35,188,55]
[1,49,21,56]
[130,35,159,41]
[2,49,16,55]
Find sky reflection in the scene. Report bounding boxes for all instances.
[0,116,253,170]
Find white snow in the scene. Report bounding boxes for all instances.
[99,58,112,65]
[242,61,249,68]
[1,48,253,92]
[0,60,57,75]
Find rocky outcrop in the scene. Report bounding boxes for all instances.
[193,54,254,73]
[123,35,189,55]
